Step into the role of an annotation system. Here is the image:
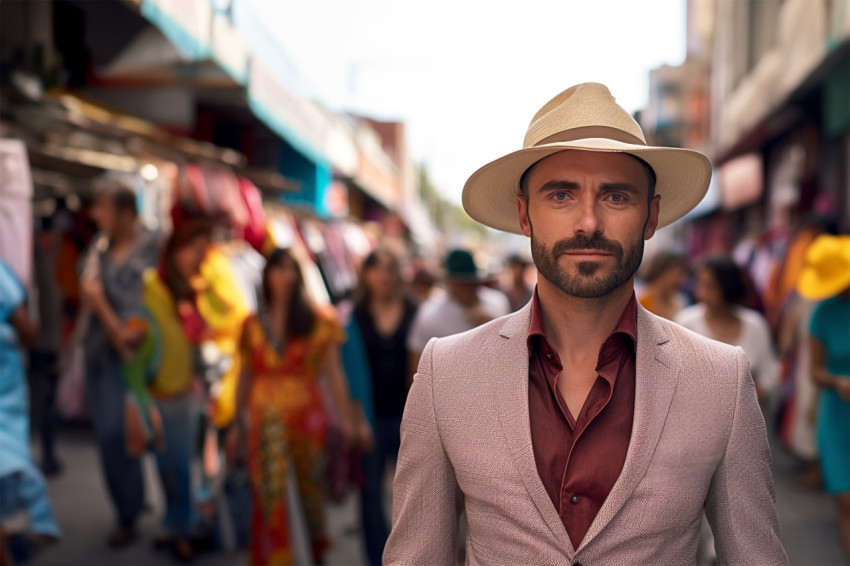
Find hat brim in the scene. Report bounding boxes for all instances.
[797,267,850,301]
[462,139,713,234]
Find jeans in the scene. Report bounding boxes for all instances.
[154,392,200,538]
[360,414,402,566]
[85,350,144,528]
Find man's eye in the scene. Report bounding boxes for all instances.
[608,193,627,203]
[551,192,567,201]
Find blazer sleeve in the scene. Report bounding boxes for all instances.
[705,348,788,565]
[384,338,462,566]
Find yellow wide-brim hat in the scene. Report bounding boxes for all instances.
[462,82,713,234]
[797,234,850,301]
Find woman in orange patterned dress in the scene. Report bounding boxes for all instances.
[229,248,358,566]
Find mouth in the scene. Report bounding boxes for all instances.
[563,250,613,260]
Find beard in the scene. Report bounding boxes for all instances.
[531,230,644,299]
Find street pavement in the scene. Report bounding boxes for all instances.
[26,428,366,566]
[20,425,846,566]
[771,433,845,566]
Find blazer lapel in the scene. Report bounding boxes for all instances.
[490,304,576,554]
[578,304,681,551]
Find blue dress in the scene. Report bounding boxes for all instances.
[810,295,850,495]
[0,260,61,537]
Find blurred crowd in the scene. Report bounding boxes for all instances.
[636,221,850,564]
[0,174,518,566]
[1,174,849,566]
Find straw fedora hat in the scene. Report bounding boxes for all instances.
[462,82,713,234]
[797,234,850,300]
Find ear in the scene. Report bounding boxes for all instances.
[517,194,532,237]
[643,194,661,240]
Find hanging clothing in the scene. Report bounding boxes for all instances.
[198,246,251,429]
[242,309,345,565]
[0,259,60,539]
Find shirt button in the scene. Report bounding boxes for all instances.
[546,353,553,359]
[571,494,580,504]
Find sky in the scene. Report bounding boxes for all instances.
[255,0,687,204]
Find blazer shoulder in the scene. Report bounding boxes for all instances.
[657,319,748,406]
[429,308,525,355]
[649,311,746,390]
[659,314,741,359]
[420,309,528,398]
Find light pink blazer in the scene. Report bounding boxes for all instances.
[384,302,787,565]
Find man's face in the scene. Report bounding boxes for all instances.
[508,261,526,283]
[89,194,117,237]
[517,150,660,299]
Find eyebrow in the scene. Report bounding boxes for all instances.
[536,180,641,194]
[536,180,579,194]
[599,182,640,194]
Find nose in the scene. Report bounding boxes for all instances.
[574,194,601,235]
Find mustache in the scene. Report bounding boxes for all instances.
[551,234,624,257]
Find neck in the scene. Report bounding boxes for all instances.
[450,292,478,308]
[705,302,736,319]
[370,292,397,307]
[536,277,633,354]
[111,219,137,245]
[269,295,290,316]
[648,281,674,300]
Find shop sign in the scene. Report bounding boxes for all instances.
[211,13,248,84]
[352,123,401,210]
[325,122,358,177]
[210,0,232,13]
[356,153,400,210]
[682,170,721,221]
[141,0,212,60]
[720,153,764,211]
[248,59,329,166]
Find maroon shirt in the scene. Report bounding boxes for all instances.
[527,289,637,548]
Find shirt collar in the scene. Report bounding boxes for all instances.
[526,286,638,354]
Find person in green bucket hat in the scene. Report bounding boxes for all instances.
[406,248,510,378]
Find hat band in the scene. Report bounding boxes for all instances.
[532,126,646,148]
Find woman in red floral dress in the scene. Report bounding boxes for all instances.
[230,248,358,565]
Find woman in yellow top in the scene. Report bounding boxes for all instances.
[139,221,215,562]
[229,248,359,566]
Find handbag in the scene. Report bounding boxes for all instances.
[121,318,165,456]
[56,307,90,420]
[124,392,164,456]
[57,234,107,420]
